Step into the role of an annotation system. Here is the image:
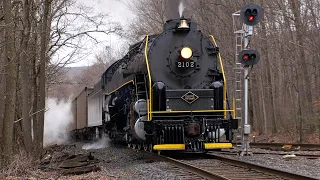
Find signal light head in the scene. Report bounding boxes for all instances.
[240,3,263,26]
[238,50,260,66]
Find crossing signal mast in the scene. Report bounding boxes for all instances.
[237,3,263,156]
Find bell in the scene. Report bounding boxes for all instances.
[178,19,189,29]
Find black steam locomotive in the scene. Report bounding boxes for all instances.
[86,18,238,153]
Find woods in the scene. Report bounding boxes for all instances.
[0,0,319,170]
[0,0,121,168]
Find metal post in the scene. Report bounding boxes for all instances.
[240,24,252,156]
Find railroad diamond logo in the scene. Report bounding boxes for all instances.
[181,91,199,104]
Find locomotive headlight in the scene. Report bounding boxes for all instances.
[180,47,193,60]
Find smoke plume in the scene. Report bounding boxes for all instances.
[44,98,72,147]
[179,0,185,18]
[82,137,109,150]
[165,0,180,20]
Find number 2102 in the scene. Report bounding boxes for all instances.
[177,61,195,68]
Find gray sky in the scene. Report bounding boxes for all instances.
[81,0,134,26]
[64,0,135,67]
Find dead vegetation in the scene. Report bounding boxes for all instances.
[40,152,100,175]
[0,149,39,178]
[0,144,101,179]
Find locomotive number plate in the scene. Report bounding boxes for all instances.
[177,61,196,68]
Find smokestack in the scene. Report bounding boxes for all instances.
[165,0,180,20]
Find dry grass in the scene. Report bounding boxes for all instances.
[251,130,320,144]
[0,150,40,178]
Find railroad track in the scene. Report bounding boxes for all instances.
[248,143,320,151]
[139,150,318,180]
[218,151,320,159]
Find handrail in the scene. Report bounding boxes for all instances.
[209,35,227,119]
[144,35,152,120]
[233,98,236,118]
[105,80,134,95]
[152,110,234,114]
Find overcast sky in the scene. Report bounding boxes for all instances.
[64,0,135,67]
[81,0,133,26]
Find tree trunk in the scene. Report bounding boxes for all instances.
[0,41,5,166]
[37,0,51,150]
[20,0,33,153]
[2,0,17,166]
[260,19,277,134]
[259,73,268,134]
[28,0,38,148]
[289,0,313,114]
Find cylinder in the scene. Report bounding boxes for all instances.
[134,99,147,116]
[134,116,147,141]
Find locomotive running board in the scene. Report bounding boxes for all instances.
[204,143,232,149]
[153,144,185,150]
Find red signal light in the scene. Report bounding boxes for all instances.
[248,15,254,22]
[243,54,249,61]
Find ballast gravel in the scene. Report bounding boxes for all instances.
[211,148,320,179]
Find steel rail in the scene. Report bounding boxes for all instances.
[131,145,318,179]
[140,150,230,180]
[219,151,320,158]
[205,153,318,180]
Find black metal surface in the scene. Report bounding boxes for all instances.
[152,82,166,111]
[147,20,221,90]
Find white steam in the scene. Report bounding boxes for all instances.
[44,98,72,147]
[82,137,109,150]
[179,0,185,18]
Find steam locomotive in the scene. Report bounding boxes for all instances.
[71,18,238,153]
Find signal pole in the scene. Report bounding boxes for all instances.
[236,4,263,156]
[241,24,253,156]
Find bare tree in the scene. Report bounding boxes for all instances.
[0,0,5,152]
[2,0,17,166]
[36,0,51,151]
[19,0,32,153]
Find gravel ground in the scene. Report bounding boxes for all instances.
[2,139,201,180]
[80,143,187,180]
[210,149,320,179]
[4,140,319,180]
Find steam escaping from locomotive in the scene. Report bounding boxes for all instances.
[179,0,185,18]
[82,137,109,150]
[44,98,72,147]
